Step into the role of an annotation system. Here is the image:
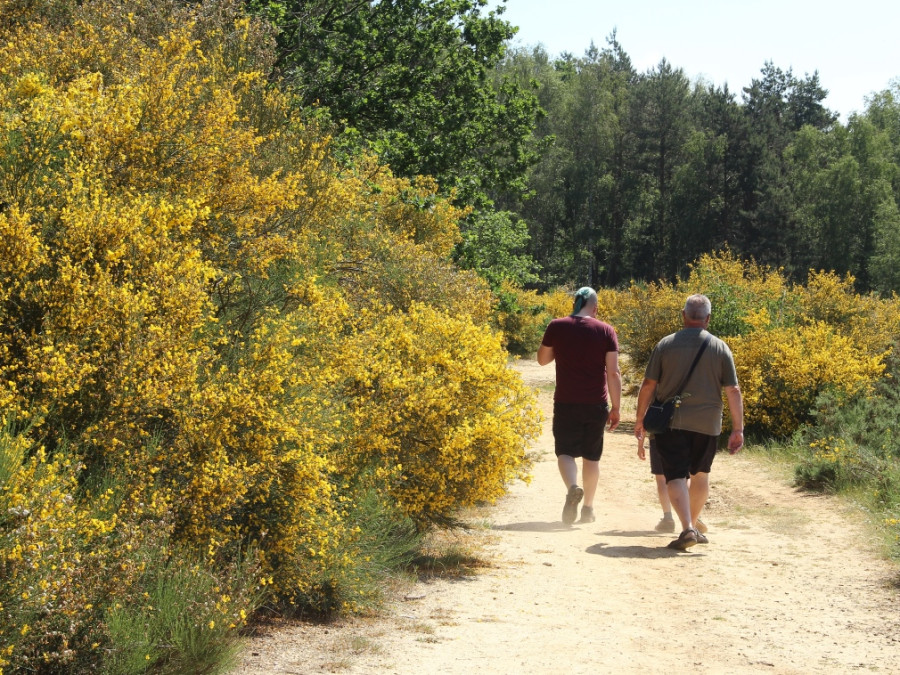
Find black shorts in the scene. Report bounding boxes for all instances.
[654,429,718,482]
[649,438,664,475]
[552,402,609,462]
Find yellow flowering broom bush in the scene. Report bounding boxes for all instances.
[0,0,346,608]
[0,3,541,659]
[797,270,900,357]
[729,321,885,436]
[329,302,541,527]
[0,429,260,673]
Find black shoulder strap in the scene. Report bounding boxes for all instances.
[673,333,711,397]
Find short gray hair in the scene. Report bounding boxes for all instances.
[683,294,711,320]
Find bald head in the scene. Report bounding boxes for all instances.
[571,287,598,316]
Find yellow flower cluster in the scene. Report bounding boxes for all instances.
[807,437,857,465]
[731,321,884,436]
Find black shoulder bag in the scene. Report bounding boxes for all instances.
[642,334,711,435]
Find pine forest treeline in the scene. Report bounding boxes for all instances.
[493,37,900,294]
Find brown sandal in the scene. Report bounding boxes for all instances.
[667,528,699,550]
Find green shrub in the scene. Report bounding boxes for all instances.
[493,281,551,356]
[792,350,900,554]
[102,545,259,675]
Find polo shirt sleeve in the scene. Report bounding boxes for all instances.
[644,344,662,381]
[721,344,739,387]
[541,319,558,347]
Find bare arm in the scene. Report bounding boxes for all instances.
[605,351,622,431]
[537,344,554,366]
[724,384,744,454]
[634,378,658,443]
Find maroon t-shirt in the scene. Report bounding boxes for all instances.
[541,316,618,404]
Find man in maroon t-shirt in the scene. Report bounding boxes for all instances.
[538,287,621,525]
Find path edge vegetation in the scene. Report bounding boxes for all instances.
[2,2,900,674]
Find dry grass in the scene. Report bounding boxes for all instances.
[408,514,497,580]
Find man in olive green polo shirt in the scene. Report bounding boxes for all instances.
[634,294,744,550]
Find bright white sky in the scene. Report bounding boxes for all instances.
[488,0,900,121]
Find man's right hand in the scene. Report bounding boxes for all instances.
[728,429,744,454]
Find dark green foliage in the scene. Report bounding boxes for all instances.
[251,0,543,208]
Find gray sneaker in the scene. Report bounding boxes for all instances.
[655,516,676,533]
[562,485,584,525]
[579,506,596,524]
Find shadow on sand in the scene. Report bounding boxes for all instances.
[493,521,575,533]
[586,542,703,559]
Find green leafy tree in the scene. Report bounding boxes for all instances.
[251,0,543,208]
[667,83,747,268]
[493,46,578,286]
[455,209,540,289]
[787,92,900,291]
[496,36,637,287]
[864,83,900,291]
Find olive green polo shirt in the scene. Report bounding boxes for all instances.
[644,328,739,436]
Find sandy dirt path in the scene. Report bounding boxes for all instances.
[235,359,900,674]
